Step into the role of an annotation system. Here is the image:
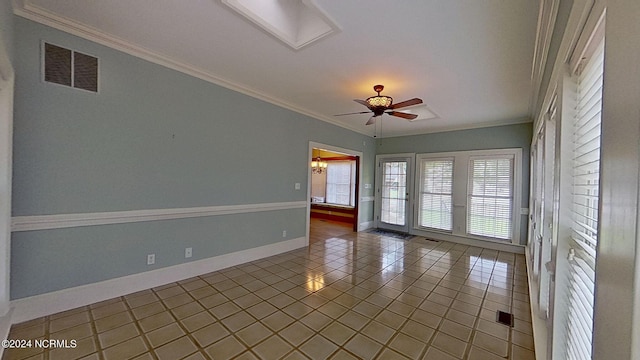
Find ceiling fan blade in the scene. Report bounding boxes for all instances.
[390,98,423,109]
[334,111,371,116]
[387,111,418,120]
[354,99,370,108]
[365,116,377,125]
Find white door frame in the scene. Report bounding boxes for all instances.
[0,32,14,321]
[374,153,415,233]
[306,142,364,245]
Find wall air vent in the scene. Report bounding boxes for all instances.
[43,43,98,92]
[221,0,341,50]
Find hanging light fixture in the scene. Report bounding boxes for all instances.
[365,84,393,109]
[311,156,327,174]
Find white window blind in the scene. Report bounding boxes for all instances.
[467,156,514,240]
[418,158,453,231]
[565,39,604,360]
[326,161,353,206]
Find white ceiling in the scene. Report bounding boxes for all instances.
[16,0,539,138]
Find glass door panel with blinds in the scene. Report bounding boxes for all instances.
[530,132,545,279]
[467,156,514,240]
[417,157,454,231]
[414,149,521,244]
[564,38,604,360]
[375,156,412,233]
[539,98,557,318]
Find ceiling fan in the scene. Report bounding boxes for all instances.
[335,85,423,125]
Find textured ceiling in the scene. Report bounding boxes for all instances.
[16,0,539,137]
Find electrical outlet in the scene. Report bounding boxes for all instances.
[295,183,301,190]
[147,254,155,265]
[185,247,192,258]
[282,230,287,238]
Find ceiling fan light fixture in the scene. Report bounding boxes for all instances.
[336,84,422,126]
[366,95,393,108]
[365,84,392,108]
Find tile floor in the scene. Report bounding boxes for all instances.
[3,219,535,360]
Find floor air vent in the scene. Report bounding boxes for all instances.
[496,310,514,327]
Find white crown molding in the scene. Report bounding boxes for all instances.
[10,236,306,324]
[533,0,598,129]
[12,0,368,136]
[528,0,559,117]
[11,201,307,232]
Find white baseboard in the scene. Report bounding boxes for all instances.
[10,237,306,324]
[525,246,547,360]
[411,229,525,254]
[358,221,374,231]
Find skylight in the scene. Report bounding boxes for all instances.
[221,0,341,50]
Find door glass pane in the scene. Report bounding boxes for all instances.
[381,161,407,226]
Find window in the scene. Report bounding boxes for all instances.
[417,158,453,231]
[467,156,514,240]
[564,37,604,360]
[326,161,355,206]
[415,149,521,243]
[43,43,98,92]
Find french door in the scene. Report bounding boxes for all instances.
[375,155,414,233]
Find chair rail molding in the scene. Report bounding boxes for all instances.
[11,201,307,232]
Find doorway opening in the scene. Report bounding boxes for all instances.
[307,142,362,245]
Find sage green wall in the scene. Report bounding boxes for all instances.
[376,123,533,245]
[10,15,531,299]
[11,17,375,299]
